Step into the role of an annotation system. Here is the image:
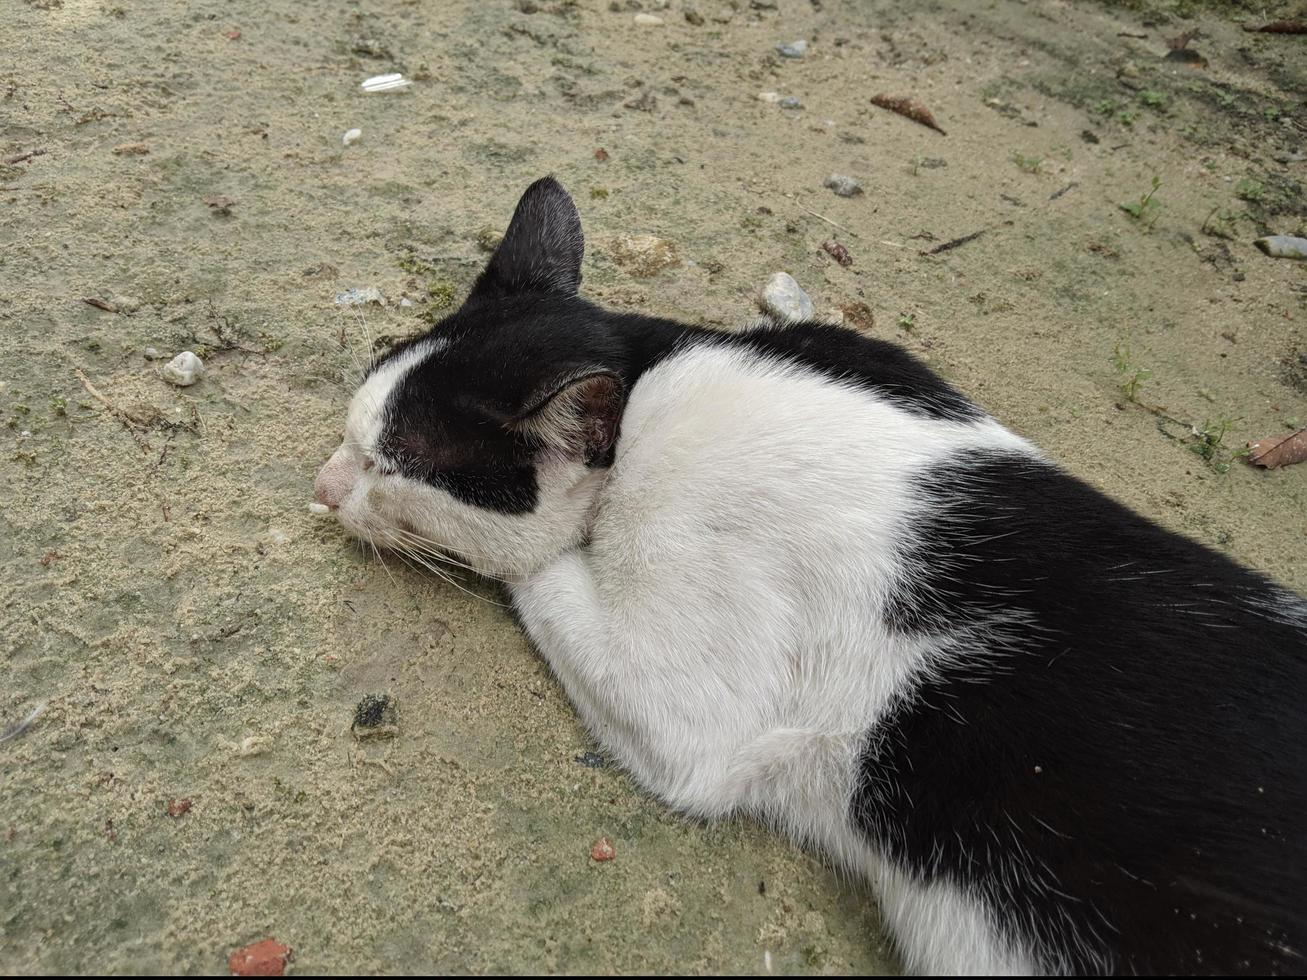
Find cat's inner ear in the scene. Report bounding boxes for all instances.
[471,176,584,300]
[510,371,623,465]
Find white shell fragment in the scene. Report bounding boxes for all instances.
[342,128,362,146]
[759,272,815,323]
[777,40,808,58]
[361,73,411,93]
[162,350,205,387]
[634,13,664,25]
[308,502,331,516]
[335,286,386,306]
[757,91,782,103]
[1254,235,1307,259]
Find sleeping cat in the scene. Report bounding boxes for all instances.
[314,177,1306,975]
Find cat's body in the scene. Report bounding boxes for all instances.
[316,178,1307,975]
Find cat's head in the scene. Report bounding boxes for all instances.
[313,177,627,578]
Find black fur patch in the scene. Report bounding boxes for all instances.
[855,451,1307,974]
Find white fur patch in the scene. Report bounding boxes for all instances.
[510,343,1043,972]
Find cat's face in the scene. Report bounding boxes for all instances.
[313,177,625,578]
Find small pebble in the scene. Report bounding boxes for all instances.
[335,286,386,306]
[143,346,162,360]
[352,693,398,738]
[634,12,663,25]
[759,272,815,323]
[228,939,292,978]
[166,798,192,818]
[475,227,504,253]
[823,173,864,198]
[308,502,331,516]
[757,91,782,103]
[590,837,616,862]
[360,73,411,93]
[399,297,413,307]
[575,751,607,768]
[776,39,807,58]
[161,351,205,387]
[342,128,362,146]
[822,240,853,267]
[607,234,679,278]
[779,96,803,110]
[1254,235,1307,259]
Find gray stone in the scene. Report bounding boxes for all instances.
[776,39,807,58]
[759,272,814,323]
[823,173,864,197]
[1254,235,1307,259]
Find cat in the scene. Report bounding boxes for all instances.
[314,177,1307,975]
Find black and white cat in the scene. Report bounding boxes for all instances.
[314,177,1306,975]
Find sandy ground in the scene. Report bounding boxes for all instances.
[2,0,1305,974]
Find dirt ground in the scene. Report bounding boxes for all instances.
[2,0,1304,974]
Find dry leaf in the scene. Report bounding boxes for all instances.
[870,94,947,135]
[1246,428,1307,469]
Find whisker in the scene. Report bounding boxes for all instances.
[384,525,510,574]
[390,542,509,607]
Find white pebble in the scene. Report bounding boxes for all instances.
[143,346,162,360]
[343,128,362,146]
[162,351,205,387]
[335,286,386,306]
[308,502,331,516]
[1254,235,1307,260]
[361,73,411,93]
[634,12,663,25]
[759,272,815,323]
[757,91,782,103]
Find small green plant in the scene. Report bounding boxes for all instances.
[1011,151,1045,174]
[1094,98,1120,116]
[1112,343,1152,401]
[1234,178,1264,203]
[1120,176,1162,229]
[50,396,66,416]
[1189,417,1240,473]
[1201,206,1248,240]
[1117,110,1138,127]
[397,250,440,277]
[426,282,455,309]
[1139,90,1167,109]
[897,313,916,331]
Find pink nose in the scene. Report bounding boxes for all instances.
[314,450,358,508]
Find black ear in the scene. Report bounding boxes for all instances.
[510,371,624,466]
[470,177,584,300]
